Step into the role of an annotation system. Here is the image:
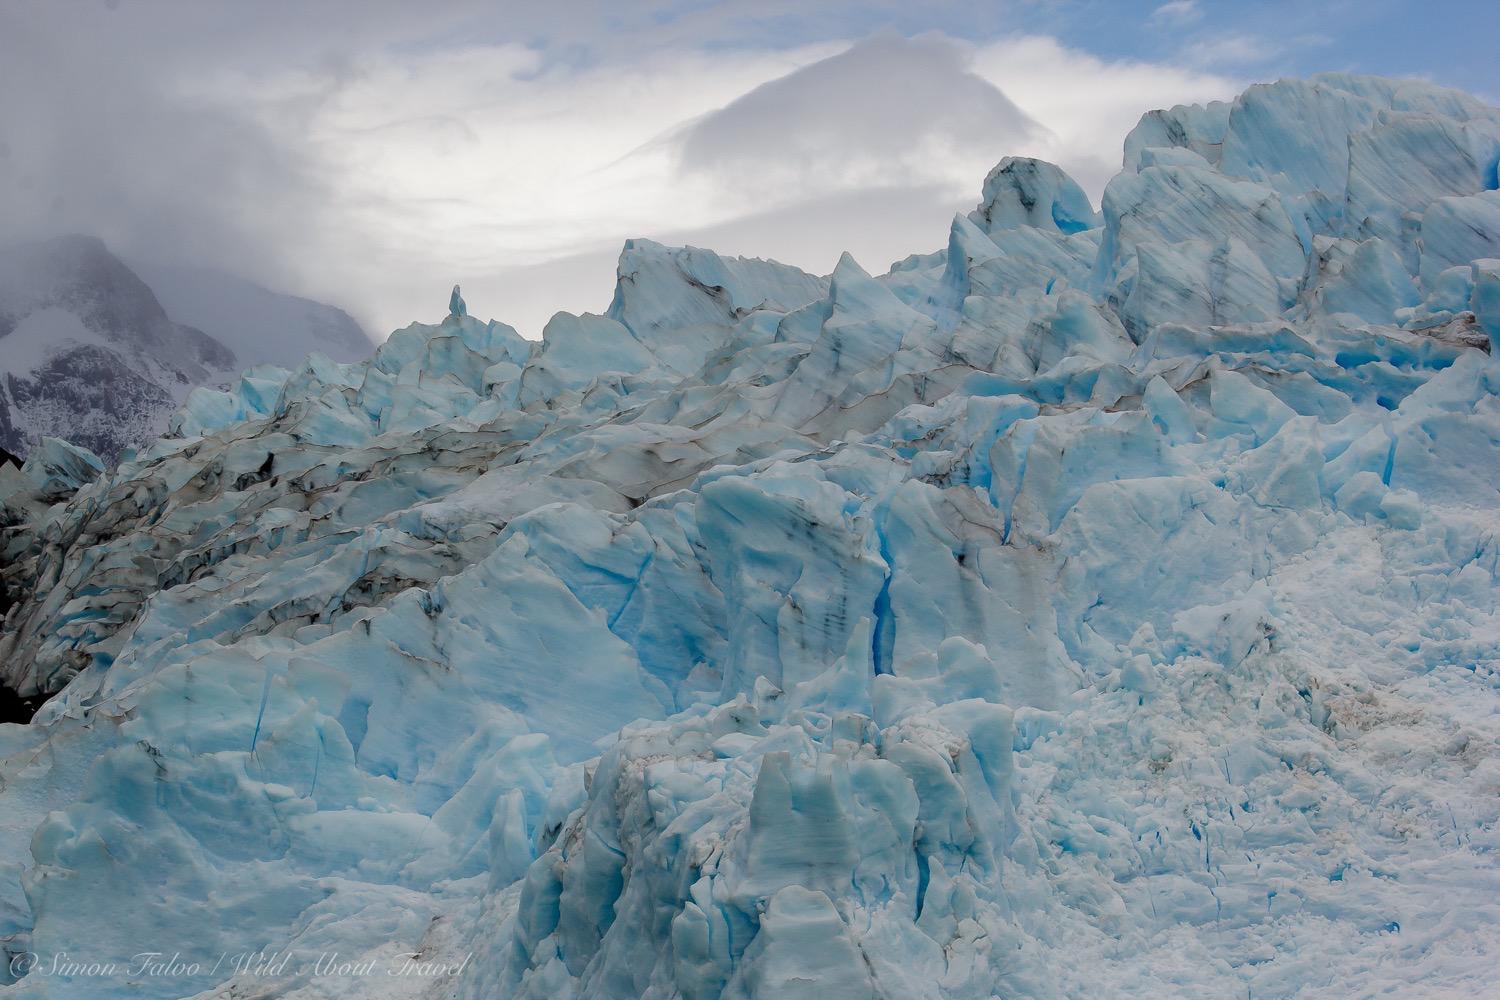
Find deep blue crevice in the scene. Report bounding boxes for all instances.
[914,850,931,919]
[871,525,896,676]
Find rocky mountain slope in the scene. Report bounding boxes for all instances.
[0,238,371,464]
[1,74,1499,998]
[0,236,237,463]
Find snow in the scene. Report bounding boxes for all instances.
[0,240,373,462]
[0,308,116,376]
[1,73,1500,998]
[0,304,188,463]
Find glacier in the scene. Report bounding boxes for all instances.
[1,73,1499,998]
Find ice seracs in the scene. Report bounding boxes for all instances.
[2,73,1500,998]
[970,157,1100,237]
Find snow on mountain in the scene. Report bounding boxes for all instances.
[2,74,1500,998]
[0,238,374,465]
[126,260,374,368]
[0,235,238,463]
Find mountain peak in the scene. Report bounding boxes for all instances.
[0,239,372,462]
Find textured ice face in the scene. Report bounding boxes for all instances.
[3,74,1500,998]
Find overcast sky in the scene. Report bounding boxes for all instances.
[4,0,1497,339]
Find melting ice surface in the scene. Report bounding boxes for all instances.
[3,74,1500,998]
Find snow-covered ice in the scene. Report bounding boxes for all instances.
[2,73,1500,998]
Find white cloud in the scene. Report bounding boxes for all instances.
[170,39,850,334]
[309,31,1241,335]
[1,3,1249,339]
[1184,33,1280,70]
[1151,1,1202,23]
[970,35,1240,198]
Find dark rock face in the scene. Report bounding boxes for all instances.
[0,684,41,724]
[2,346,176,461]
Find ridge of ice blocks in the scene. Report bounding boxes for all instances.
[3,73,1500,998]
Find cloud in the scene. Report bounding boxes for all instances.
[453,34,1241,335]
[266,40,849,334]
[0,3,1245,339]
[970,35,1240,197]
[1151,1,1202,23]
[1180,30,1334,74]
[0,8,335,293]
[1183,33,1279,69]
[0,2,842,334]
